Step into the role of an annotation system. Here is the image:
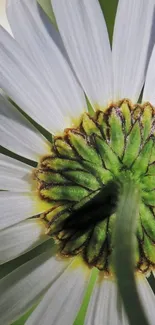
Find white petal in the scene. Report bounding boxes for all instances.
[0,251,71,325]
[26,263,90,325]
[137,276,155,325]
[143,45,155,105]
[0,191,50,230]
[37,3,68,60]
[112,0,155,102]
[0,0,12,34]
[52,0,113,110]
[6,0,86,121]
[85,276,155,325]
[0,154,34,191]
[85,278,128,325]
[0,95,50,161]
[0,27,68,134]
[0,219,48,264]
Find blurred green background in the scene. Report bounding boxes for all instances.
[1,0,120,324]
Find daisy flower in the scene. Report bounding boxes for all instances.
[0,0,155,324]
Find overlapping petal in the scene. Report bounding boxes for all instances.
[6,0,86,122]
[0,154,33,191]
[26,264,90,325]
[112,0,155,102]
[0,95,50,161]
[0,191,50,230]
[0,251,71,325]
[52,0,113,110]
[85,277,155,325]
[0,219,48,264]
[0,27,65,133]
[85,278,128,325]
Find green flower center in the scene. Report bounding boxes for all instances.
[35,99,155,275]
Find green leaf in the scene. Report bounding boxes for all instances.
[99,0,118,43]
[86,220,107,264]
[141,105,153,143]
[147,163,155,175]
[143,235,155,263]
[149,142,155,164]
[68,131,102,166]
[82,160,113,184]
[120,101,131,134]
[109,108,124,157]
[142,190,155,206]
[63,170,100,190]
[140,203,155,241]
[74,269,98,325]
[62,230,90,254]
[38,0,57,26]
[95,135,121,175]
[132,139,153,177]
[141,175,155,191]
[37,170,68,184]
[41,157,84,171]
[54,138,77,158]
[40,185,89,202]
[123,121,141,167]
[82,113,101,136]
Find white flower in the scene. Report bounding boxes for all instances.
[0,0,155,324]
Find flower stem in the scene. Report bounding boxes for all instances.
[114,179,149,325]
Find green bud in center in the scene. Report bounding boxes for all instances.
[35,100,155,275]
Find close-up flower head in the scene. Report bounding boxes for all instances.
[1,0,155,324]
